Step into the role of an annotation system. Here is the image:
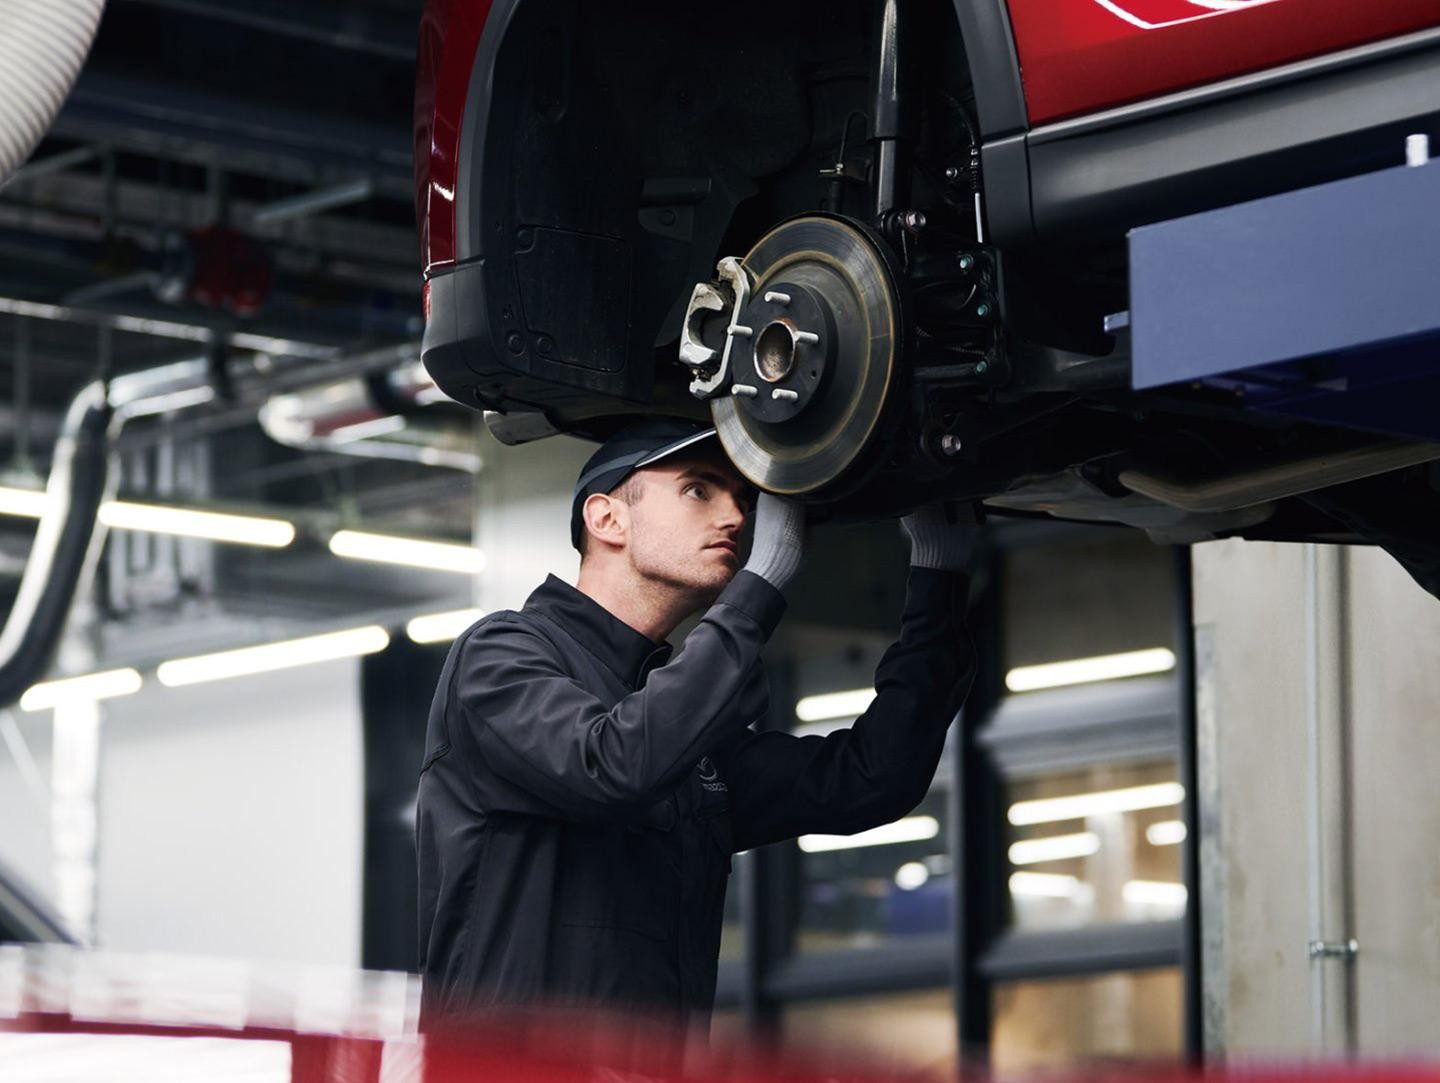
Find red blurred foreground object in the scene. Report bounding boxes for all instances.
[5,949,1440,1082]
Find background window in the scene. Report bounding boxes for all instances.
[796,786,951,953]
[783,989,957,1076]
[1006,761,1184,932]
[991,968,1183,1072]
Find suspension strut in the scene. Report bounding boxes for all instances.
[871,0,909,219]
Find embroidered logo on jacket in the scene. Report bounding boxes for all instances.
[697,757,728,793]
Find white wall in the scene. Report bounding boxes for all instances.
[0,707,54,903]
[474,428,591,614]
[94,658,364,967]
[1193,540,1440,1058]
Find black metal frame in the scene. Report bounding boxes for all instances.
[710,529,1200,1073]
[1174,546,1203,1061]
[953,552,1006,1055]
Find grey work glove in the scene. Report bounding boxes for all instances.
[901,502,978,571]
[743,493,805,591]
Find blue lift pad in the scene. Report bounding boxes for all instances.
[1129,157,1440,442]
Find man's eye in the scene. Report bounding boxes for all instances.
[686,483,707,499]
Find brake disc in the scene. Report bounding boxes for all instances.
[707,215,904,497]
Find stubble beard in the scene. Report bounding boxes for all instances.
[630,543,733,616]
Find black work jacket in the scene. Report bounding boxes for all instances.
[416,567,973,1031]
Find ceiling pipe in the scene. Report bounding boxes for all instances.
[251,178,374,226]
[1118,441,1440,514]
[0,340,441,707]
[258,361,482,474]
[1,144,97,190]
[0,359,215,708]
[0,294,341,360]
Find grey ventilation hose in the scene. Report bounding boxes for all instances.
[0,0,106,182]
[0,383,112,708]
[0,360,212,709]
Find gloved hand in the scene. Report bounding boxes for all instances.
[743,493,805,591]
[901,502,978,571]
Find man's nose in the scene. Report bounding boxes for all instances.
[717,494,746,532]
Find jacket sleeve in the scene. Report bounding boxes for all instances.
[726,568,974,852]
[449,570,784,823]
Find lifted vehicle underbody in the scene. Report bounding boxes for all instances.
[419,0,1440,593]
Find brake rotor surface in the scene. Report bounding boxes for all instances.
[711,215,902,496]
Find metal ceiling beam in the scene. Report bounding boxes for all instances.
[1,145,97,190]
[53,71,413,196]
[0,295,341,360]
[252,178,375,226]
[0,170,419,287]
[112,0,417,62]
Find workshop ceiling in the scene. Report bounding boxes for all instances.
[0,0,485,651]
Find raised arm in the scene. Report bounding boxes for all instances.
[726,504,977,851]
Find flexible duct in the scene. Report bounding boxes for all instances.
[0,0,107,183]
[0,385,110,707]
[0,360,215,708]
[0,344,449,707]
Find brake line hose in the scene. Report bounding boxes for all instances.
[0,0,106,182]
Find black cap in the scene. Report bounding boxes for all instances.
[571,419,719,550]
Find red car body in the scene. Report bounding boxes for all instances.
[414,0,491,275]
[416,0,1440,278]
[1010,0,1440,124]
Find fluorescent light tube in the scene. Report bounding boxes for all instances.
[1005,647,1176,692]
[1008,831,1101,866]
[157,626,390,687]
[1009,871,1084,899]
[1007,782,1185,826]
[328,415,407,443]
[99,501,295,547]
[406,608,486,644]
[329,530,485,574]
[799,814,939,854]
[20,668,143,712]
[0,486,49,518]
[1122,880,1188,907]
[795,687,876,723]
[1146,820,1188,846]
[0,487,295,549]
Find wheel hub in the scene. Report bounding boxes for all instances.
[683,215,904,497]
[728,279,835,424]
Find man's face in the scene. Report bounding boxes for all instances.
[623,452,753,602]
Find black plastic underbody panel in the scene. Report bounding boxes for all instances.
[1016,28,1440,244]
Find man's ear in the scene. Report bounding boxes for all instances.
[582,491,628,551]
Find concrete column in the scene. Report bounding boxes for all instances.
[1192,539,1440,1058]
[1346,548,1440,1053]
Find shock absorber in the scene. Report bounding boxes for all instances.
[871,0,908,219]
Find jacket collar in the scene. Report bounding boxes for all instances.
[524,574,673,687]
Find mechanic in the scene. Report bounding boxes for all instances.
[415,418,976,1035]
